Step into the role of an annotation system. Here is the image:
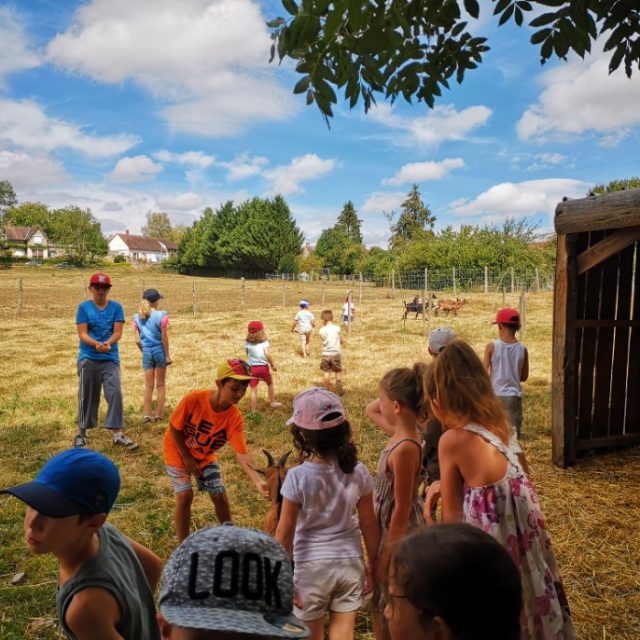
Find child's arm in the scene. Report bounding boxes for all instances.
[356,492,380,574]
[438,430,465,523]
[160,318,172,365]
[169,425,202,477]
[265,349,277,371]
[520,346,529,382]
[386,444,420,543]
[64,587,123,639]
[235,451,269,497]
[482,341,493,372]
[132,322,142,353]
[365,399,394,436]
[274,497,300,557]
[127,537,163,591]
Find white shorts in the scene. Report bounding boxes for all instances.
[294,557,364,621]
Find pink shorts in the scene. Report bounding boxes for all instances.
[249,365,272,387]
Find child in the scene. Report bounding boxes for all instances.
[368,365,426,640]
[244,320,283,410]
[2,448,161,640]
[318,309,343,394]
[483,307,529,438]
[342,294,355,325]
[158,524,309,639]
[384,524,522,640]
[163,359,269,542]
[291,299,315,358]
[133,288,172,423]
[275,388,379,640]
[424,339,575,639]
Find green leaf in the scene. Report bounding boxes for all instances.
[293,75,310,94]
[498,4,514,25]
[530,28,552,45]
[282,0,298,17]
[493,0,512,16]
[529,11,558,28]
[306,89,314,105]
[266,18,286,28]
[463,0,480,19]
[514,7,523,26]
[609,44,625,73]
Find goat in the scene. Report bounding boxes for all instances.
[402,293,438,319]
[254,449,292,535]
[435,297,468,317]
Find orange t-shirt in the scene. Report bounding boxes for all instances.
[163,390,248,469]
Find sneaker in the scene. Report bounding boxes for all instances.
[143,416,153,424]
[153,415,165,422]
[270,402,283,408]
[112,434,139,451]
[73,433,87,448]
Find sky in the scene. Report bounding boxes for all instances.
[0,0,639,247]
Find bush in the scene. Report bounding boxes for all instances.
[113,255,127,263]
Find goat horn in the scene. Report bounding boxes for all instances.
[278,450,292,467]
[262,449,275,466]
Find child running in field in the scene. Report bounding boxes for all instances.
[133,288,172,422]
[276,388,379,640]
[163,359,268,542]
[318,310,344,395]
[367,365,426,640]
[291,300,315,358]
[483,307,529,438]
[244,320,283,410]
[424,340,574,639]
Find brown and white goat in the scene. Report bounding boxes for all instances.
[255,449,292,536]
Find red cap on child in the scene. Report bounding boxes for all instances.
[494,308,520,325]
[248,320,264,332]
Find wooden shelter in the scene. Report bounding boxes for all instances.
[553,188,640,467]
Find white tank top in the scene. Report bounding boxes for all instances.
[490,340,525,397]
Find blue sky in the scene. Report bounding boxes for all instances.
[1,0,639,246]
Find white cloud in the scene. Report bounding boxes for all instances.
[46,0,295,136]
[526,152,571,171]
[0,7,40,86]
[153,150,214,169]
[448,178,589,223]
[156,192,206,211]
[109,155,163,183]
[383,158,465,186]
[360,191,406,215]
[517,50,640,143]
[0,99,139,157]
[220,152,269,181]
[0,151,66,190]
[263,154,337,196]
[369,103,492,147]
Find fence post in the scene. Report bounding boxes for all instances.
[391,269,395,300]
[192,280,196,318]
[83,277,88,299]
[423,268,428,330]
[359,272,363,305]
[502,286,506,306]
[346,288,353,330]
[282,274,286,307]
[240,277,245,311]
[510,267,515,293]
[452,267,457,297]
[17,278,23,318]
[321,281,325,305]
[534,267,540,293]
[484,266,488,294]
[520,291,527,339]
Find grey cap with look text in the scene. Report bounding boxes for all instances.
[159,524,309,638]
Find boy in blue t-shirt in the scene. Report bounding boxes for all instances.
[74,273,138,450]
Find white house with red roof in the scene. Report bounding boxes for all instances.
[108,230,178,263]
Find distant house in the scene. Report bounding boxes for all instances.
[108,230,178,263]
[302,242,314,258]
[2,224,52,258]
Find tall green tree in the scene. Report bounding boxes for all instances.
[591,176,640,194]
[269,1,639,121]
[0,180,17,217]
[315,226,364,274]
[336,200,363,244]
[389,184,436,250]
[141,211,174,240]
[49,206,108,262]
[3,202,51,233]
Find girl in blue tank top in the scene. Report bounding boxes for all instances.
[133,288,172,422]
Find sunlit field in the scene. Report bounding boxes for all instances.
[1,266,638,638]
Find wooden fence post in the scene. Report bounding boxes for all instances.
[391,269,395,300]
[17,278,23,318]
[192,281,196,318]
[510,266,515,293]
[282,274,286,307]
[83,277,88,299]
[452,267,457,297]
[484,266,488,294]
[321,281,325,305]
[502,286,506,306]
[240,277,245,311]
[359,272,363,305]
[423,268,428,330]
[535,267,541,293]
[520,291,527,339]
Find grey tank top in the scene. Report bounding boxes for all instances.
[56,522,159,640]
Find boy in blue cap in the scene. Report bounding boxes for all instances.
[2,449,161,640]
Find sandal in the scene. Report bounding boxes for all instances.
[143,416,153,424]
[73,433,87,448]
[112,434,139,451]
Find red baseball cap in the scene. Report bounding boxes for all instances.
[494,308,520,324]
[247,320,264,333]
[90,273,111,287]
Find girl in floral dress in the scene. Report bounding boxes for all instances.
[423,339,575,640]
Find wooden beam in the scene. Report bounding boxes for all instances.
[576,433,640,450]
[555,188,640,234]
[576,226,640,275]
[575,319,640,328]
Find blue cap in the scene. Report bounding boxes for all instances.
[2,449,120,518]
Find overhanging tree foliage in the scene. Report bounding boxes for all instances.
[269,0,640,121]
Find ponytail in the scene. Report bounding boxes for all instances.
[380,363,429,420]
[290,421,358,474]
[139,298,151,320]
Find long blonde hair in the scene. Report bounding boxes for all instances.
[424,339,509,442]
[379,362,429,423]
[139,298,152,320]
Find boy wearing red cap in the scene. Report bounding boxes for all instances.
[483,308,529,438]
[74,273,138,450]
[164,359,269,542]
[244,320,283,411]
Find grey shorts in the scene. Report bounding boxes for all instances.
[165,462,225,495]
[320,354,342,372]
[497,395,523,437]
[294,557,364,620]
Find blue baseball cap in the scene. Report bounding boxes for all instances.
[2,449,120,518]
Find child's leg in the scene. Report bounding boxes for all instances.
[323,371,331,389]
[328,611,356,640]
[155,366,167,418]
[371,610,391,640]
[250,385,258,411]
[209,491,232,524]
[300,332,308,357]
[143,367,155,417]
[267,381,279,405]
[174,489,193,543]
[305,618,325,640]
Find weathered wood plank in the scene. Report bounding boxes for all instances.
[576,226,640,275]
[575,319,640,327]
[626,243,640,434]
[576,433,640,450]
[555,188,640,234]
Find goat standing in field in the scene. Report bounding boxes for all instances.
[402,293,437,319]
[255,449,291,535]
[435,297,468,317]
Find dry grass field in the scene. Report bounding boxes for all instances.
[1,265,639,639]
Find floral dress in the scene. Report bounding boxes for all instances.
[462,424,575,640]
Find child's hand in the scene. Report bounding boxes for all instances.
[363,561,376,596]
[165,358,173,365]
[185,456,202,477]
[424,480,441,525]
[293,590,303,609]
[271,365,277,371]
[256,479,269,498]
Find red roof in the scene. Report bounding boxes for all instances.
[113,233,177,251]
[3,225,46,242]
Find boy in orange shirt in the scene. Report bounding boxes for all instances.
[164,359,268,541]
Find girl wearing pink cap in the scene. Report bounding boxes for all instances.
[245,321,282,410]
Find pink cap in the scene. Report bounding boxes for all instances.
[286,387,346,430]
